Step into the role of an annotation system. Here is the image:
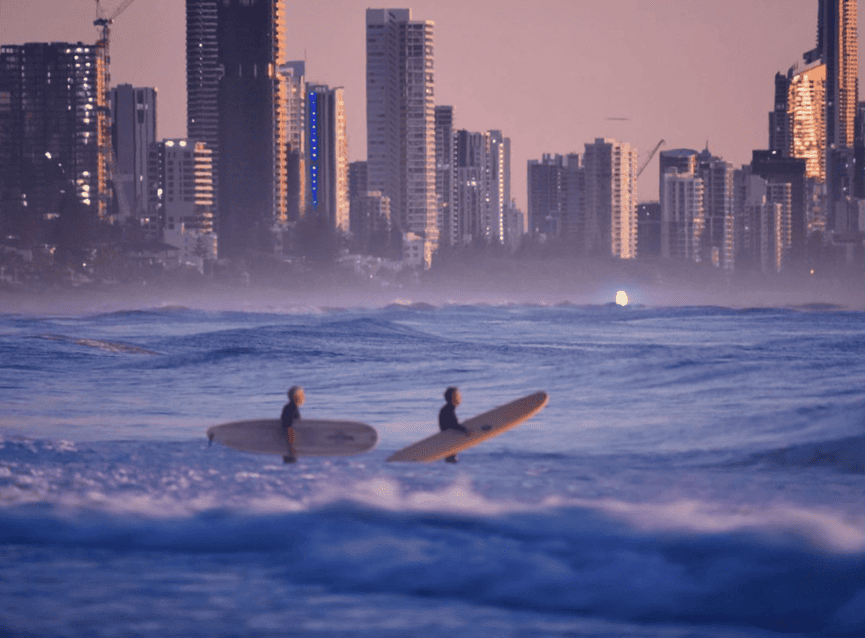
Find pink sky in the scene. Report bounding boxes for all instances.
[1,0,858,207]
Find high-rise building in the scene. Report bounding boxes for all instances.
[186,0,219,213]
[526,153,581,241]
[751,150,807,269]
[696,148,735,269]
[488,130,511,246]
[803,0,859,229]
[788,63,827,183]
[111,84,157,225]
[280,61,306,222]
[661,170,704,262]
[453,130,492,244]
[582,138,638,259]
[658,149,697,215]
[305,84,349,232]
[186,0,288,258]
[148,138,216,263]
[0,42,101,246]
[769,71,791,155]
[366,8,437,263]
[434,105,456,246]
[637,201,661,259]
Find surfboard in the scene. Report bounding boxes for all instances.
[385,391,549,462]
[206,419,378,457]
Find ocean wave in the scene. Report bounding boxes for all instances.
[750,435,865,473]
[0,488,863,634]
[36,334,158,355]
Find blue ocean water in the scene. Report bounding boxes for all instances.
[2,290,865,637]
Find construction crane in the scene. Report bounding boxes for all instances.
[93,0,137,222]
[637,139,665,178]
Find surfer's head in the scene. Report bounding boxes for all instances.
[288,386,305,406]
[444,386,461,406]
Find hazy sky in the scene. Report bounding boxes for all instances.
[1,0,860,207]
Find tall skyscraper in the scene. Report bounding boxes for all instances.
[661,170,704,262]
[582,138,638,259]
[281,61,306,222]
[488,130,511,246]
[769,71,792,155]
[366,8,437,262]
[803,0,859,229]
[186,0,219,210]
[788,63,827,183]
[0,43,101,246]
[434,105,456,246]
[305,84,349,232]
[111,84,157,224]
[186,0,288,258]
[526,153,581,241]
[658,149,697,215]
[453,130,492,244]
[696,148,735,269]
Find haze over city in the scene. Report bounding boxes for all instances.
[2,0,846,206]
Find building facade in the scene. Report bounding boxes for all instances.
[696,148,736,269]
[186,0,288,258]
[582,138,638,259]
[148,138,216,265]
[661,170,704,262]
[305,85,349,232]
[280,60,306,222]
[0,42,101,247]
[366,8,437,264]
[434,105,456,246]
[111,84,157,225]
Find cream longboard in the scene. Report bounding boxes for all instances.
[207,419,378,457]
[386,391,549,462]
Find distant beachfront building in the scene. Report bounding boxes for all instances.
[696,148,735,269]
[366,8,437,266]
[148,138,216,267]
[111,84,157,226]
[280,61,306,223]
[435,105,456,246]
[582,138,638,259]
[0,42,102,246]
[661,170,704,262]
[526,153,582,241]
[186,0,289,258]
[304,84,349,232]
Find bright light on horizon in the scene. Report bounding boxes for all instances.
[616,291,629,306]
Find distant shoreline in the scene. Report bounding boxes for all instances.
[2,257,863,315]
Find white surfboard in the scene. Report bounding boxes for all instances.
[386,391,549,462]
[207,419,378,457]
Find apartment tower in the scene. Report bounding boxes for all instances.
[186,0,288,258]
[366,8,438,262]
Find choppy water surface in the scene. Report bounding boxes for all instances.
[1,299,865,637]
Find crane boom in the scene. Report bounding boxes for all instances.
[637,139,665,178]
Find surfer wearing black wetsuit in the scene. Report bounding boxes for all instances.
[439,386,470,463]
[282,386,304,464]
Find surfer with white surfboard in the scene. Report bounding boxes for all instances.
[439,387,470,463]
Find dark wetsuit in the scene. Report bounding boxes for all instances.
[439,402,468,462]
[281,401,301,430]
[281,401,300,462]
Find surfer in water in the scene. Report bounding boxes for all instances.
[440,386,470,463]
[282,385,304,464]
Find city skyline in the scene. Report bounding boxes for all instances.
[4,1,852,212]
